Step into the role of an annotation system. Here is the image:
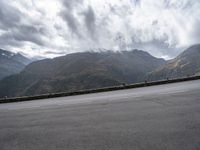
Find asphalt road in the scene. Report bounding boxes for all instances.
[0,80,200,150]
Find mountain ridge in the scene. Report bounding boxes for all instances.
[148,44,200,80]
[0,49,31,80]
[1,44,200,99]
[0,49,166,98]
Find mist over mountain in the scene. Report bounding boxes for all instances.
[0,50,166,98]
[148,44,200,80]
[0,49,31,80]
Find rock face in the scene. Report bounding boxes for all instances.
[0,49,31,80]
[148,44,200,80]
[0,50,166,98]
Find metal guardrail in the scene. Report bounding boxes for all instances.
[0,75,200,104]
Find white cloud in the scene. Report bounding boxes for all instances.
[0,0,200,59]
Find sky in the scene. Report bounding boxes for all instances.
[0,0,200,59]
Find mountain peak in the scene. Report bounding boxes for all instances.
[0,49,15,58]
[0,48,31,80]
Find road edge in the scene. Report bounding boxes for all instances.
[0,76,200,104]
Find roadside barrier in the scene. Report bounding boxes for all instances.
[0,75,200,104]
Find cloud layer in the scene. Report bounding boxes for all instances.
[0,0,200,59]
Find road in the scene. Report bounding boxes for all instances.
[0,80,200,150]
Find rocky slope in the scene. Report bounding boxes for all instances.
[149,44,200,80]
[0,49,31,80]
[0,50,165,98]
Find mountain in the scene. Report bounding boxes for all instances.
[0,49,31,80]
[0,50,166,98]
[148,44,200,80]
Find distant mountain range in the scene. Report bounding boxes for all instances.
[148,44,200,80]
[0,50,165,98]
[0,44,200,99]
[0,49,31,80]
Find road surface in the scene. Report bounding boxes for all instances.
[0,80,200,150]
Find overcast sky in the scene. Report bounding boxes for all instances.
[0,0,200,59]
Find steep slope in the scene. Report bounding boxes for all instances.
[0,50,166,98]
[149,44,200,80]
[0,49,31,80]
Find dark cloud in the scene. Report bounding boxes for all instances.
[0,0,48,49]
[0,23,47,47]
[83,6,96,36]
[0,33,23,48]
[0,1,22,30]
[62,0,83,11]
[12,25,46,46]
[60,0,84,37]
[60,1,96,39]
[60,12,80,37]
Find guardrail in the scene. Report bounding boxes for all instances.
[0,75,200,104]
